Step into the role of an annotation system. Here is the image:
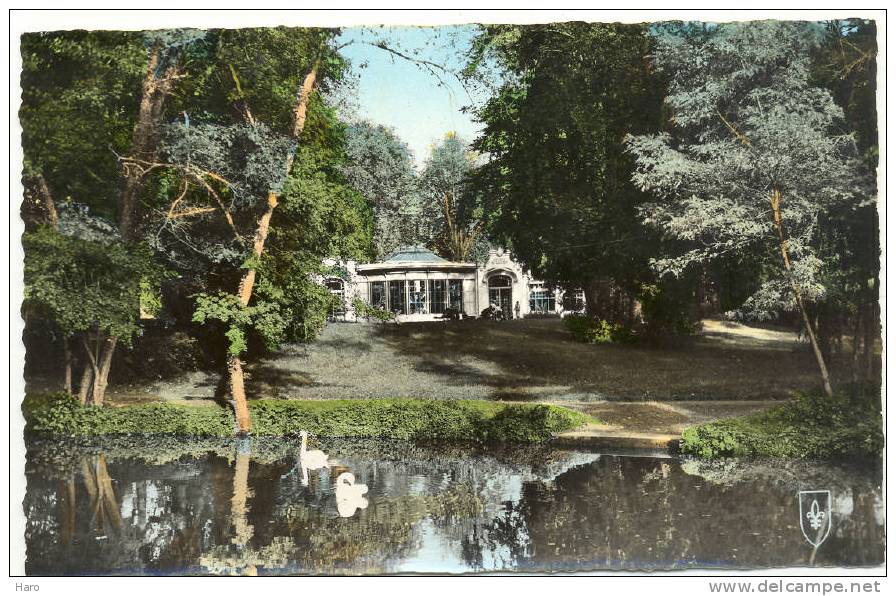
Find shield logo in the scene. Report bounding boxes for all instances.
[798,490,832,547]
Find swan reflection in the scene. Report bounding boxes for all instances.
[335,472,369,518]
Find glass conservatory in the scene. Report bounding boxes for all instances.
[326,246,585,323]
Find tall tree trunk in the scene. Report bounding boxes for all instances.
[119,44,178,242]
[79,332,117,406]
[226,61,320,434]
[63,336,72,395]
[292,60,319,138]
[22,171,59,231]
[80,335,100,405]
[77,361,94,406]
[91,336,118,407]
[229,193,278,432]
[770,188,833,397]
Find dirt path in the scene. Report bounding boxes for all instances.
[551,400,779,449]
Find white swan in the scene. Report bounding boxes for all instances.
[298,430,329,486]
[334,472,369,518]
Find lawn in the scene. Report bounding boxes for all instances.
[31,317,870,405]
[238,317,855,403]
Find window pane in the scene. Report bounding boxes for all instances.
[449,280,464,310]
[529,286,555,313]
[429,279,447,314]
[388,281,407,315]
[326,279,345,317]
[370,282,386,309]
[408,279,427,314]
[488,275,511,288]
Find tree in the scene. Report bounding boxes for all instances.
[128,29,363,433]
[341,121,419,258]
[23,207,164,405]
[258,110,373,343]
[20,31,192,403]
[626,21,870,396]
[467,23,666,320]
[20,31,146,220]
[810,20,880,380]
[418,133,486,261]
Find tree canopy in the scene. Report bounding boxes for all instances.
[467,22,666,318]
[626,20,872,392]
[341,121,419,258]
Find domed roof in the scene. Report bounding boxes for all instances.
[383,245,448,263]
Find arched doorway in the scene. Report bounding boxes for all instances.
[487,274,513,314]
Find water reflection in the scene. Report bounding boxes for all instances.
[23,437,884,575]
[335,473,369,518]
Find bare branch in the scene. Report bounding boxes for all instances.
[717,110,752,147]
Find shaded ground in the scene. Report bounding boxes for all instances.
[248,317,827,402]
[73,317,850,408]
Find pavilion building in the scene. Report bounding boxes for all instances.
[322,246,584,323]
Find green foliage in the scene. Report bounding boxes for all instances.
[342,121,420,259]
[638,282,701,337]
[162,122,296,205]
[20,30,146,218]
[21,27,372,363]
[627,21,868,322]
[564,314,636,344]
[418,133,487,261]
[172,27,343,135]
[680,388,883,458]
[352,296,396,323]
[468,23,664,302]
[23,226,165,343]
[192,292,286,355]
[809,20,880,353]
[254,103,373,344]
[23,393,234,437]
[24,393,594,443]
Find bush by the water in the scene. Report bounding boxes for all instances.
[23,393,594,443]
[563,314,636,344]
[680,387,883,459]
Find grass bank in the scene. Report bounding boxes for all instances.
[23,393,596,443]
[679,388,883,459]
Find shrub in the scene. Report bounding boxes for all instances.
[638,282,701,337]
[563,314,636,344]
[23,393,234,437]
[352,297,396,323]
[23,393,594,443]
[680,387,884,459]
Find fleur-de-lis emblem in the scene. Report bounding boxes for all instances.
[798,490,832,547]
[805,499,826,530]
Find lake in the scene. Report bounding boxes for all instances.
[23,436,885,575]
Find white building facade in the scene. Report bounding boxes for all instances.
[322,246,584,323]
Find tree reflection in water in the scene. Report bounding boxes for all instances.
[23,437,884,575]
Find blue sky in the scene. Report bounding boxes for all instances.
[336,26,485,168]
